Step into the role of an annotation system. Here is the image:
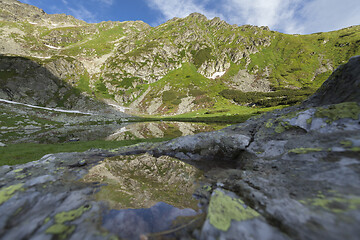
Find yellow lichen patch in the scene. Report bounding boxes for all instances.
[350,147,360,152]
[208,189,259,231]
[300,195,360,213]
[265,119,273,128]
[46,224,75,238]
[289,148,323,154]
[0,183,24,205]
[340,140,353,147]
[53,205,91,224]
[314,102,360,122]
[45,205,91,239]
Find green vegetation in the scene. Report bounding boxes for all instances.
[245,26,360,89]
[46,205,91,239]
[289,148,323,154]
[2,12,360,118]
[191,47,213,68]
[76,73,92,94]
[94,78,114,99]
[208,189,259,231]
[220,88,315,107]
[314,102,360,121]
[0,183,24,205]
[300,192,360,214]
[0,138,172,166]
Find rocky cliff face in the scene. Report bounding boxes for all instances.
[0,55,123,113]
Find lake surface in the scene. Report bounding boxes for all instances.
[83,153,205,239]
[1,121,230,143]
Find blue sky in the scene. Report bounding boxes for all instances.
[19,0,360,34]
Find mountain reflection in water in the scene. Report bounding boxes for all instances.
[106,121,228,140]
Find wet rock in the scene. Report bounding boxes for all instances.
[201,189,288,240]
[0,152,204,239]
[103,202,197,239]
[0,142,5,147]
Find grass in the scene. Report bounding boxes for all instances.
[138,104,284,123]
[220,88,315,107]
[0,138,172,166]
[245,26,360,89]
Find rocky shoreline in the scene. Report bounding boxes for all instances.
[0,56,359,239]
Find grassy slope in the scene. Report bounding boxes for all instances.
[2,16,360,117]
[0,138,171,166]
[136,62,283,120]
[245,26,360,89]
[103,16,359,116]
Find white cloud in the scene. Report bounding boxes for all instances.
[222,0,303,33]
[300,0,360,33]
[146,0,224,25]
[97,0,114,6]
[146,0,360,34]
[68,5,98,23]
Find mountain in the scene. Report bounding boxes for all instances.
[0,0,359,115]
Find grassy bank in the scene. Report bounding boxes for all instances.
[136,105,286,123]
[0,138,171,166]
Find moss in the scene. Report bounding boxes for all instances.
[350,147,360,152]
[46,224,76,239]
[16,174,27,179]
[265,119,273,128]
[340,140,353,147]
[202,185,212,192]
[54,205,91,223]
[306,118,313,124]
[0,183,24,205]
[44,217,51,224]
[207,189,259,231]
[274,121,292,134]
[314,102,360,122]
[300,195,360,213]
[13,168,23,173]
[289,148,323,154]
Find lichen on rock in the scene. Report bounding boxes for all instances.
[45,205,91,238]
[207,189,259,231]
[0,183,24,205]
[314,102,360,122]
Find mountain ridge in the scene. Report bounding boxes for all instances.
[0,0,359,115]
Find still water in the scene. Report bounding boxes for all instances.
[3,121,229,143]
[83,153,206,239]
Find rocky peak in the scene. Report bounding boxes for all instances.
[0,0,85,26]
[186,12,207,20]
